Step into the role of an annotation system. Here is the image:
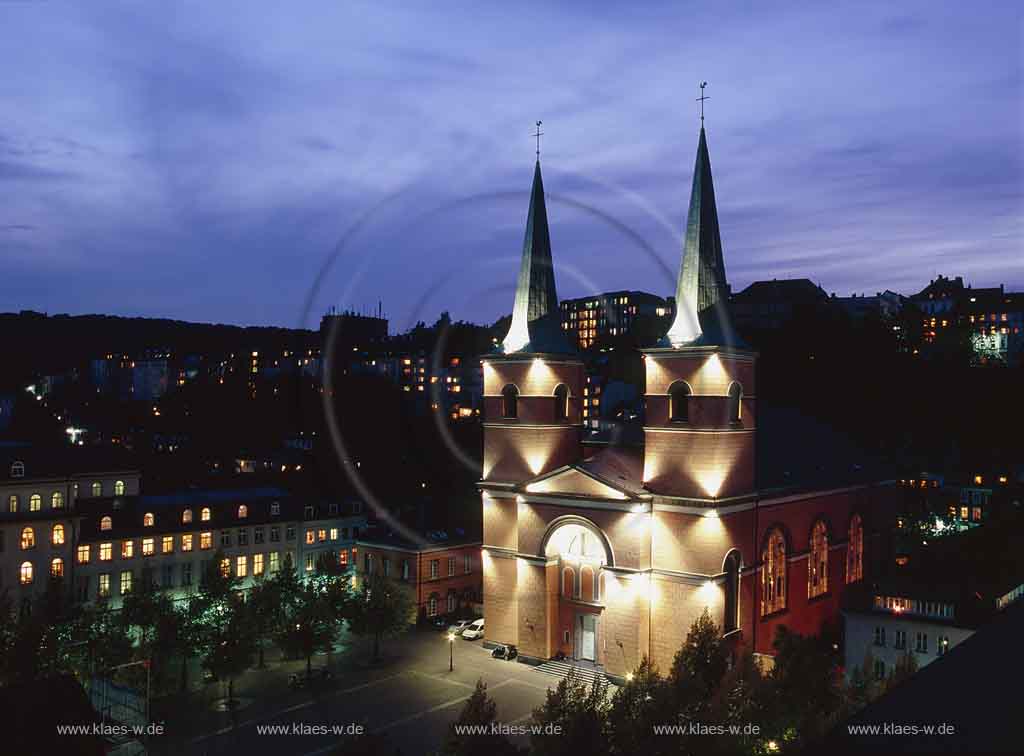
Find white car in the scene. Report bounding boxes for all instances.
[461,619,485,640]
[447,619,474,636]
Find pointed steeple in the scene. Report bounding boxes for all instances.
[665,126,730,347]
[502,160,571,354]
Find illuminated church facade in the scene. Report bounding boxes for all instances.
[479,124,896,680]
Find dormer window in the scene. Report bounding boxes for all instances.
[100,516,112,531]
[10,461,25,478]
[270,502,280,516]
[238,504,248,519]
[114,480,126,496]
[182,509,193,524]
[143,512,155,527]
[201,507,211,522]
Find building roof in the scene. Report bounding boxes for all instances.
[731,278,829,306]
[665,126,730,347]
[0,443,139,482]
[501,160,574,355]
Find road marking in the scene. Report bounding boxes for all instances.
[406,669,477,690]
[372,679,515,734]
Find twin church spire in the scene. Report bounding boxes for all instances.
[502,98,729,354]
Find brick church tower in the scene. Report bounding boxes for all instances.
[480,158,585,654]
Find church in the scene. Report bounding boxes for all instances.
[478,120,898,680]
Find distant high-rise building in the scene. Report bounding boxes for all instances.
[559,291,673,350]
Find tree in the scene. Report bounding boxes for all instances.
[605,657,677,756]
[668,607,729,711]
[122,567,167,648]
[441,679,520,756]
[530,668,610,756]
[248,572,282,668]
[886,649,918,692]
[347,572,416,662]
[276,579,336,677]
[200,592,255,706]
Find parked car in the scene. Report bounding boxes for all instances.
[288,668,334,689]
[430,615,450,630]
[461,619,485,640]
[447,618,474,636]
[491,643,518,660]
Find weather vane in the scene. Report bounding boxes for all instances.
[534,120,544,160]
[697,81,709,124]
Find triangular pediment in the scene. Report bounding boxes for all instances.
[524,466,630,500]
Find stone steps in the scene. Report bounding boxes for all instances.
[533,659,607,689]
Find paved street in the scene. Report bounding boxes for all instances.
[151,630,562,755]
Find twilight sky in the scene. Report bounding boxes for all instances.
[1,1,1021,332]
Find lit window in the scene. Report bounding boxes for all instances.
[254,553,264,575]
[847,514,863,583]
[99,542,112,561]
[20,561,34,585]
[200,532,212,550]
[220,559,230,577]
[77,545,90,564]
[306,530,315,545]
[120,571,132,595]
[51,491,64,509]
[21,527,35,550]
[8,495,17,513]
[330,528,338,541]
[428,596,437,617]
[318,529,326,542]
[761,528,787,615]
[236,556,247,577]
[668,381,691,422]
[143,512,155,527]
[201,507,211,522]
[808,520,828,598]
[238,504,248,519]
[114,480,125,496]
[269,552,279,572]
[142,538,154,556]
[51,557,64,578]
[92,482,102,497]
[122,540,134,559]
[305,553,314,572]
[183,509,193,524]
[100,516,112,531]
[99,574,110,597]
[52,524,65,546]
[30,494,41,512]
[162,536,173,554]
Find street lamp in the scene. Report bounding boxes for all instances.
[447,633,456,672]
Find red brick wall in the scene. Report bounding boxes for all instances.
[357,543,482,618]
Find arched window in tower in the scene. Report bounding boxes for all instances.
[501,385,518,419]
[847,514,864,583]
[808,520,829,598]
[761,528,786,616]
[553,384,569,422]
[728,382,743,424]
[668,381,691,422]
[723,550,741,633]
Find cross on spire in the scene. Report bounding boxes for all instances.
[534,120,544,160]
[697,81,709,124]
